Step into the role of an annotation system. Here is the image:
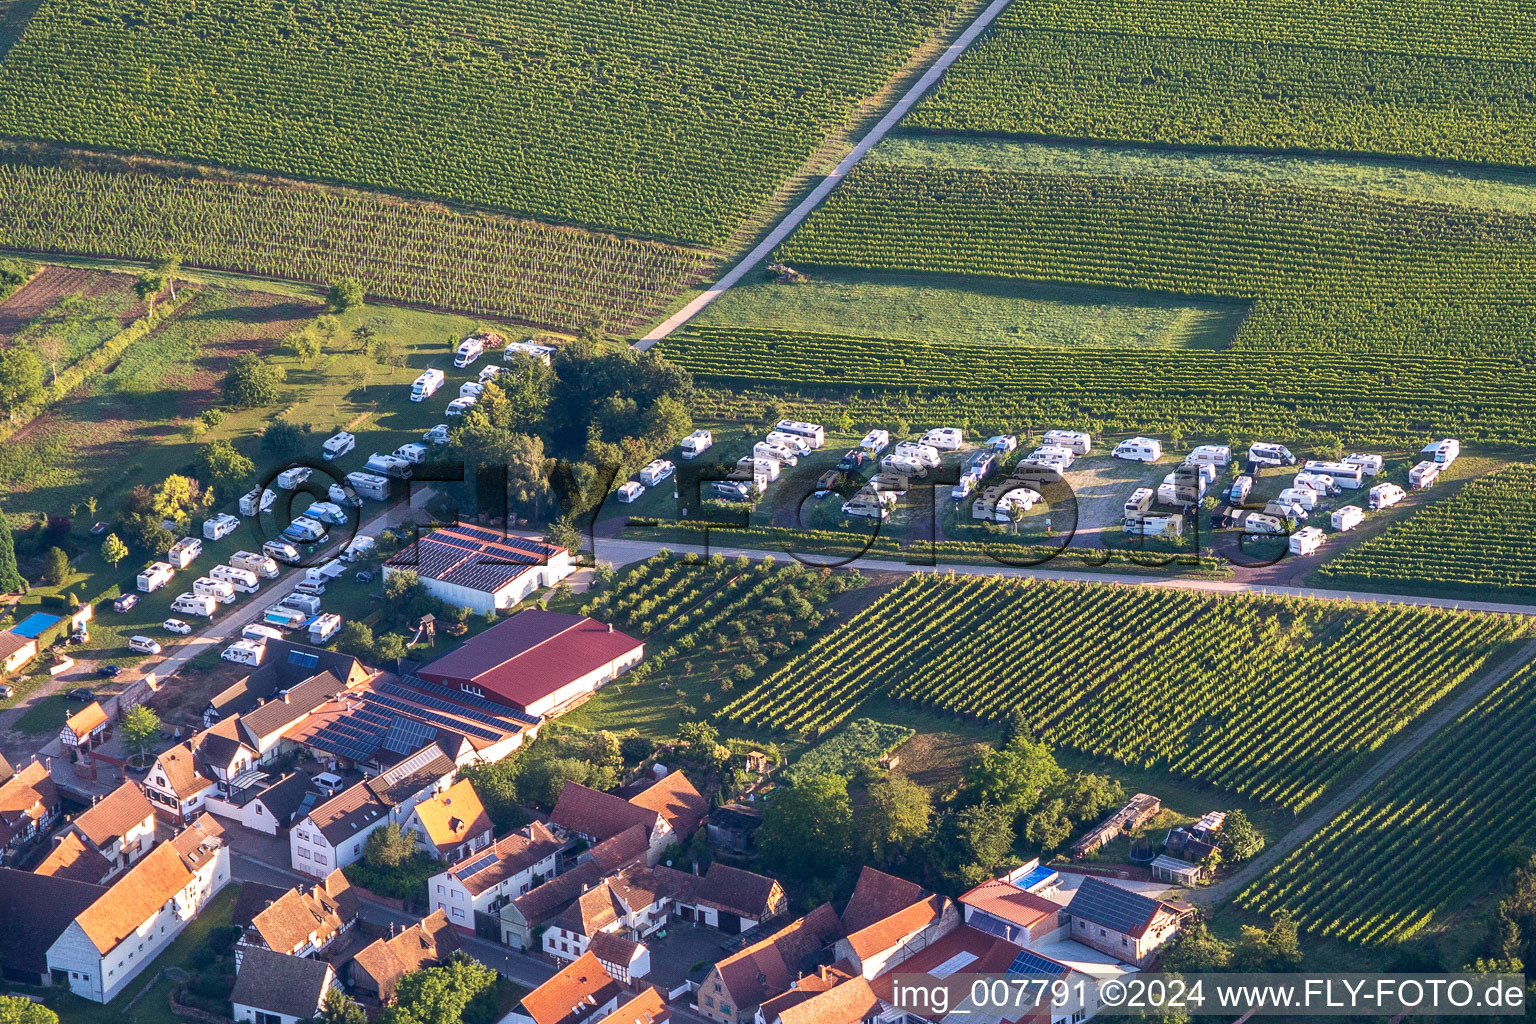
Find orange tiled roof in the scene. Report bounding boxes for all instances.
[594,986,667,1024]
[73,841,193,953]
[776,976,879,1024]
[34,832,112,884]
[63,702,108,740]
[153,742,213,800]
[627,772,708,839]
[841,866,928,934]
[0,760,57,845]
[519,950,624,1024]
[350,909,459,995]
[72,781,155,848]
[412,779,492,852]
[958,878,1062,932]
[714,903,842,1010]
[844,893,947,961]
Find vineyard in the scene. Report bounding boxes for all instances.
[1238,648,1536,944]
[720,575,1531,811]
[0,0,959,247]
[906,0,1536,165]
[1317,465,1536,599]
[0,165,715,333]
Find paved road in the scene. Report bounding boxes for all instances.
[633,0,1015,347]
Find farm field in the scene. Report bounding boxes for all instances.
[0,263,143,358]
[1238,651,1536,945]
[0,0,962,247]
[1316,464,1536,600]
[0,164,715,334]
[905,0,1536,166]
[719,574,1532,811]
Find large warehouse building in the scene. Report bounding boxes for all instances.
[383,525,573,615]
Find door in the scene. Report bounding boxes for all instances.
[719,912,743,935]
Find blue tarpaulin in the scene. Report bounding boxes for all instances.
[11,612,61,638]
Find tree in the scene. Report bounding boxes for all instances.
[362,823,417,869]
[120,704,161,766]
[757,773,853,880]
[221,354,285,408]
[678,721,719,750]
[857,775,932,867]
[327,278,365,313]
[1218,809,1265,863]
[313,987,367,1024]
[1235,911,1303,972]
[546,516,581,556]
[1157,918,1233,973]
[287,328,324,366]
[383,569,423,603]
[0,513,24,594]
[261,420,313,461]
[0,995,60,1024]
[134,268,167,315]
[373,632,408,663]
[0,347,44,421]
[964,735,1064,818]
[1023,799,1073,853]
[371,335,407,368]
[335,620,375,657]
[197,439,256,491]
[460,758,526,831]
[381,952,499,1024]
[40,546,69,586]
[949,802,1016,885]
[1057,772,1124,824]
[519,755,591,807]
[100,533,129,568]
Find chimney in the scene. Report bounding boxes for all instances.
[607,623,613,633]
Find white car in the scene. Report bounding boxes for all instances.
[445,397,476,417]
[162,618,193,635]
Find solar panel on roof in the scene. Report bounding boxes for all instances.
[460,850,499,877]
[1069,877,1159,935]
[383,716,437,755]
[362,692,504,743]
[288,650,319,669]
[395,677,530,722]
[1008,950,1066,977]
[380,681,528,729]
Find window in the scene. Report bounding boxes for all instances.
[298,848,311,859]
[704,997,713,1009]
[437,885,445,894]
[452,908,464,919]
[315,853,328,865]
[1121,936,1128,947]
[353,843,360,855]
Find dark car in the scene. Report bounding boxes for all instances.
[96,664,123,678]
[65,687,95,701]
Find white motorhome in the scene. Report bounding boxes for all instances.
[880,454,927,478]
[987,435,1019,453]
[166,536,202,569]
[366,452,413,479]
[340,536,376,562]
[210,565,260,593]
[303,501,348,526]
[393,443,428,465]
[1288,527,1326,556]
[1042,429,1092,456]
[1264,498,1307,521]
[1112,437,1162,462]
[1420,438,1461,465]
[680,429,713,459]
[277,467,312,490]
[951,475,977,500]
[242,624,283,643]
[504,340,557,365]
[411,369,446,402]
[774,420,825,448]
[616,481,646,504]
[860,429,890,454]
[222,639,265,666]
[991,486,1043,521]
[1278,487,1319,511]
[444,397,475,417]
[193,576,236,604]
[1343,453,1384,476]
[308,613,343,644]
[238,487,264,517]
[1331,506,1365,532]
[454,335,486,367]
[841,497,889,521]
[1294,472,1340,496]
[136,561,175,593]
[921,427,964,451]
[737,456,780,483]
[322,431,356,460]
[1026,445,1076,470]
[1303,461,1364,489]
[477,365,502,384]
[1240,512,1287,536]
[203,513,239,541]
[294,579,327,598]
[893,441,941,468]
[345,471,391,501]
[1185,444,1232,468]
[1158,472,1205,507]
[1409,461,1441,489]
[1226,476,1255,505]
[458,381,485,402]
[263,540,301,564]
[171,592,218,618]
[639,459,675,486]
[1369,482,1407,510]
[308,558,348,581]
[231,550,281,579]
[765,431,812,456]
[1125,513,1183,538]
[282,592,323,617]
[1247,443,1297,467]
[1124,487,1155,515]
[754,441,798,466]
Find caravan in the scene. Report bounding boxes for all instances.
[345,471,391,501]
[203,514,239,541]
[1278,487,1319,511]
[1112,437,1162,462]
[171,592,218,618]
[411,369,446,402]
[1344,453,1384,476]
[1041,430,1092,456]
[987,435,1019,453]
[322,431,356,460]
[210,564,260,593]
[1409,461,1441,489]
[1125,514,1183,539]
[1369,482,1407,510]
[277,467,312,490]
[340,536,376,562]
[308,613,342,645]
[136,561,175,593]
[504,340,557,365]
[893,441,941,469]
[639,459,675,486]
[193,576,237,605]
[774,420,825,448]
[231,550,280,579]
[921,427,964,451]
[680,430,713,459]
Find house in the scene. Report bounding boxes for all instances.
[210,772,318,836]
[0,758,60,849]
[696,904,843,1024]
[347,909,460,1004]
[627,772,710,844]
[418,610,643,718]
[59,780,157,873]
[404,778,493,862]
[34,833,114,884]
[958,877,1067,947]
[507,950,624,1024]
[230,946,337,1024]
[228,669,358,761]
[588,930,650,985]
[205,643,370,726]
[501,861,603,950]
[584,823,651,874]
[46,815,230,1002]
[1064,877,1181,968]
[289,744,455,877]
[548,772,706,866]
[594,987,667,1024]
[60,702,109,751]
[834,867,957,979]
[676,862,786,934]
[762,972,880,1024]
[0,632,39,674]
[239,870,357,958]
[428,821,563,932]
[383,525,573,615]
[0,867,106,985]
[144,742,219,822]
[540,862,682,965]
[705,803,761,855]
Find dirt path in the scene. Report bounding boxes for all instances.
[1193,636,1536,907]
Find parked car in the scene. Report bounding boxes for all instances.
[94,665,121,679]
[163,618,193,635]
[69,686,99,700]
[355,570,374,583]
[0,684,14,699]
[113,593,139,613]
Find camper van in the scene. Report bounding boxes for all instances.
[340,536,376,563]
[680,430,713,459]
[1331,506,1365,532]
[1409,461,1441,489]
[393,443,428,466]
[1369,482,1407,510]
[166,537,202,569]
[277,467,312,490]
[774,420,825,448]
[992,486,1043,521]
[504,340,557,365]
[322,431,356,460]
[1289,527,1326,556]
[282,516,326,544]
[263,540,302,564]
[203,513,239,541]
[987,435,1019,453]
[1247,443,1297,467]
[231,550,281,579]
[422,424,451,447]
[193,576,237,604]
[1227,476,1255,504]
[617,481,646,504]
[445,397,476,417]
[345,472,391,502]
[459,381,485,402]
[1294,472,1340,496]
[1239,512,1287,536]
[309,613,342,644]
[210,565,260,593]
[366,453,413,479]
[454,335,486,367]
[1343,453,1384,476]
[1185,444,1232,468]
[293,579,327,598]
[303,501,348,526]
[1420,438,1461,466]
[222,640,265,667]
[1302,461,1364,489]
[922,427,964,452]
[639,460,675,486]
[711,480,753,502]
[893,441,941,469]
[282,592,323,616]
[1112,437,1162,462]
[754,441,798,467]
[1125,514,1183,538]
[1278,487,1319,511]
[836,449,872,474]
[411,369,446,402]
[765,431,813,456]
[841,496,890,521]
[1124,487,1155,515]
[128,635,162,655]
[171,592,218,618]
[1042,430,1092,456]
[860,429,890,454]
[242,624,283,643]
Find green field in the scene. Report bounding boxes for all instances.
[693,266,1244,349]
[0,0,960,247]
[720,574,1532,811]
[1317,464,1536,600]
[906,0,1536,166]
[1239,649,1536,944]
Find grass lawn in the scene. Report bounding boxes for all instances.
[694,264,1245,350]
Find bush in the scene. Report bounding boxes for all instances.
[221,354,285,408]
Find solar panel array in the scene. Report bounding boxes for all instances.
[394,525,560,591]
[362,692,504,743]
[389,678,539,727]
[383,716,437,755]
[459,850,500,878]
[1069,878,1159,935]
[1007,950,1067,978]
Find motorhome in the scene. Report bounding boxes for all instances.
[1227,476,1254,504]
[263,605,308,630]
[986,486,1043,522]
[963,449,998,478]
[921,427,964,451]
[193,576,237,604]
[870,471,909,494]
[639,459,675,486]
[282,516,326,544]
[738,456,780,483]
[203,513,239,541]
[1112,437,1162,462]
[238,487,265,517]
[765,431,813,456]
[1042,429,1092,455]
[1343,453,1384,476]
[136,561,175,593]
[951,475,977,500]
[987,435,1019,453]
[1420,438,1461,466]
[308,558,348,581]
[616,481,646,504]
[277,467,312,490]
[841,496,890,521]
[893,441,941,468]
[444,397,476,417]
[1289,527,1326,556]
[459,381,485,402]
[1369,482,1407,510]
[366,452,413,479]
[1247,443,1297,467]
[211,565,260,593]
[222,640,265,667]
[282,592,324,616]
[860,429,890,454]
[454,335,486,367]
[411,369,446,402]
[1185,444,1233,468]
[163,536,200,569]
[754,441,798,466]
[1294,472,1341,496]
[421,424,451,447]
[242,624,284,643]
[1302,461,1364,489]
[1025,446,1074,471]
[308,613,343,644]
[477,365,502,384]
[504,340,558,365]
[1125,513,1183,538]
[303,501,348,526]
[1409,461,1441,489]
[1240,512,1287,536]
[263,540,302,564]
[322,431,356,460]
[1263,499,1306,521]
[340,536,376,562]
[1124,487,1155,515]
[774,420,825,448]
[231,550,281,579]
[345,472,391,501]
[731,462,772,491]
[1158,471,1205,507]
[680,429,713,459]
[393,443,428,465]
[1278,487,1319,511]
[1331,506,1365,531]
[881,454,927,478]
[711,480,753,502]
[171,592,218,618]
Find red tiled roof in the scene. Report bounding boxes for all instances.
[776,976,879,1024]
[588,929,642,968]
[959,878,1063,932]
[594,986,668,1024]
[72,781,155,848]
[867,926,1034,1022]
[350,909,459,1001]
[844,893,947,961]
[714,903,843,1011]
[627,773,707,840]
[550,781,658,843]
[587,823,649,873]
[34,832,112,884]
[841,866,928,934]
[452,821,563,897]
[417,610,641,710]
[520,950,624,1024]
[74,841,194,953]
